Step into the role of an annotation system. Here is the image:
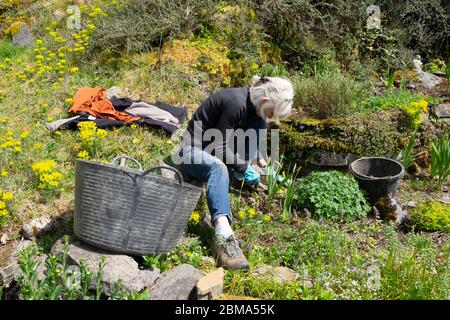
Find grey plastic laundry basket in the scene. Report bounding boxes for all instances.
[73,156,203,256]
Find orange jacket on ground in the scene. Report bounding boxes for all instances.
[69,87,141,122]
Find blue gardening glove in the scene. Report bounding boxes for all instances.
[234,165,260,185]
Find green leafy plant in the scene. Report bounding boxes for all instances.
[423,58,446,73]
[143,237,207,272]
[430,133,450,191]
[265,158,285,210]
[281,163,301,222]
[397,129,417,170]
[446,58,450,86]
[14,236,139,300]
[409,200,450,232]
[381,69,395,90]
[294,171,370,222]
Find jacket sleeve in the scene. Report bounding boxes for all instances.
[207,97,248,174]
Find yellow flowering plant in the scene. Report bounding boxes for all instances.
[77,121,107,158]
[400,99,428,129]
[0,189,14,221]
[187,210,205,235]
[31,160,64,198]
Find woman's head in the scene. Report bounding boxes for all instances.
[249,76,294,124]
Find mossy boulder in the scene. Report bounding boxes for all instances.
[280,110,409,161]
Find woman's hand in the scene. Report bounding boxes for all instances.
[257,158,267,168]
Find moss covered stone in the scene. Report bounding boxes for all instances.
[280,110,409,160]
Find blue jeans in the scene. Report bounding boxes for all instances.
[180,116,266,224]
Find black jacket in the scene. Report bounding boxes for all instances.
[185,87,257,173]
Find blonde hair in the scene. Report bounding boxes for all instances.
[249,76,294,123]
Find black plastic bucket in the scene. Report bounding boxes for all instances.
[349,157,404,205]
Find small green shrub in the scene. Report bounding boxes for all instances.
[294,171,370,222]
[410,200,450,233]
[423,59,446,73]
[293,70,365,119]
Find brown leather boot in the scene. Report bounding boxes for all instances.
[213,235,250,270]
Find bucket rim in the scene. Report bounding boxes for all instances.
[75,159,204,192]
[349,157,405,181]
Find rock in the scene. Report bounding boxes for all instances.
[247,197,257,206]
[433,103,450,118]
[51,237,160,296]
[0,240,33,288]
[35,254,48,281]
[273,266,301,283]
[21,216,52,240]
[53,10,65,20]
[148,264,203,300]
[0,233,8,245]
[197,268,224,300]
[407,200,417,208]
[251,264,309,286]
[309,151,355,167]
[416,71,444,89]
[373,196,406,225]
[106,86,140,100]
[433,71,446,79]
[200,256,216,267]
[406,83,416,90]
[12,24,35,47]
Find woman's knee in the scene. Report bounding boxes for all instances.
[208,160,229,182]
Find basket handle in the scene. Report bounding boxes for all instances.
[111,156,143,171]
[141,165,183,186]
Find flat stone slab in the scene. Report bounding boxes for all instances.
[148,264,203,300]
[416,71,444,89]
[251,264,313,287]
[197,267,224,300]
[434,103,450,118]
[51,237,160,296]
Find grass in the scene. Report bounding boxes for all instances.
[228,217,449,300]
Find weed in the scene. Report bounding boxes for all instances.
[430,133,450,191]
[294,171,370,222]
[381,69,395,90]
[397,129,417,170]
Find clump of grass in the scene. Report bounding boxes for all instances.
[293,69,365,119]
[430,133,450,191]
